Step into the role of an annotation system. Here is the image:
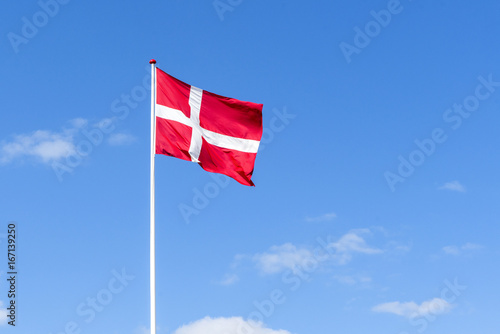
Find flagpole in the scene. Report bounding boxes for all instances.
[149,58,157,334]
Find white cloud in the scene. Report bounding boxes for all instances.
[217,273,239,286]
[94,117,116,129]
[248,230,383,276]
[443,242,483,255]
[438,181,466,193]
[0,129,76,164]
[107,133,136,146]
[328,230,383,264]
[69,118,88,128]
[333,275,372,286]
[173,317,291,334]
[0,117,132,166]
[0,301,7,325]
[394,244,412,253]
[329,230,382,254]
[134,326,149,334]
[461,242,483,250]
[134,325,167,334]
[0,118,88,165]
[305,212,337,222]
[442,246,460,255]
[372,298,453,319]
[253,243,314,275]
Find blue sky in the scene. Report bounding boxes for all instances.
[1,0,500,333]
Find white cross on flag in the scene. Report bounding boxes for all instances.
[154,67,263,186]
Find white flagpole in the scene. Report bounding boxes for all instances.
[149,59,157,334]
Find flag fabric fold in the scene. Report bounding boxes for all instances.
[154,67,263,186]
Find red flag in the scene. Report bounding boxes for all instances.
[154,68,263,186]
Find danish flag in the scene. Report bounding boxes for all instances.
[154,67,263,186]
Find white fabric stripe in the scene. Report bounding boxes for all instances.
[202,129,260,152]
[156,105,194,128]
[155,87,260,156]
[188,86,203,162]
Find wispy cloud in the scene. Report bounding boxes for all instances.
[240,229,383,276]
[443,242,483,255]
[0,118,84,165]
[253,243,314,275]
[107,133,136,146]
[0,301,7,325]
[216,273,239,286]
[438,181,466,193]
[442,246,460,255]
[372,298,453,319]
[173,316,291,334]
[134,325,166,334]
[0,117,134,166]
[134,326,150,334]
[70,118,88,128]
[333,275,372,286]
[462,242,483,250]
[329,229,383,264]
[305,212,337,222]
[0,128,77,164]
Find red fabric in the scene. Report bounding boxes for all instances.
[200,90,263,140]
[156,70,191,118]
[155,68,263,186]
[197,138,259,186]
[155,118,192,161]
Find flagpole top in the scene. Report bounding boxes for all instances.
[149,59,157,64]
